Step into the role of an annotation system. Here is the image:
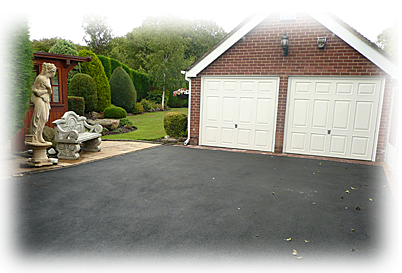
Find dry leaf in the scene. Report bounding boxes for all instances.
[292,249,298,256]
[272,192,275,195]
[351,186,356,190]
[356,206,361,210]
[304,240,310,243]
[351,228,355,232]
[255,234,259,237]
[345,190,350,194]
[369,198,373,201]
[296,256,303,260]
[285,238,292,241]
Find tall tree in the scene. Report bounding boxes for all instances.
[82,14,113,55]
[7,18,35,139]
[129,17,193,108]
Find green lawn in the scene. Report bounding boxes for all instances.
[102,108,188,140]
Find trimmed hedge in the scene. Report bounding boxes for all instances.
[78,50,111,112]
[9,19,35,138]
[68,96,85,116]
[97,55,150,102]
[109,66,137,113]
[68,73,97,113]
[163,112,188,138]
[103,105,127,119]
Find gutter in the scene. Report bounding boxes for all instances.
[181,70,191,145]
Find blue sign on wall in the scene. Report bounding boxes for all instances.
[280,12,297,21]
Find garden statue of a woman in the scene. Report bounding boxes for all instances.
[22,63,57,168]
[29,62,57,143]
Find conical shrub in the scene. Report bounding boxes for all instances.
[109,66,137,113]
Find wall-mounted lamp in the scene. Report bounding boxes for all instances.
[281,31,289,57]
[317,37,327,49]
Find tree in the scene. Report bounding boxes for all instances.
[134,17,193,109]
[109,66,137,113]
[376,27,398,57]
[49,39,81,84]
[32,37,60,53]
[7,18,35,139]
[82,14,113,55]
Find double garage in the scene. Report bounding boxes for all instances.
[200,76,384,161]
[185,13,397,162]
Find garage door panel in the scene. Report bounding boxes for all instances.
[350,136,369,156]
[315,82,331,94]
[354,101,373,131]
[221,127,235,145]
[238,97,253,124]
[258,82,273,93]
[255,130,270,148]
[285,77,383,161]
[336,83,353,95]
[205,126,218,144]
[332,100,351,130]
[237,129,251,146]
[290,132,307,151]
[293,99,309,127]
[201,77,278,152]
[256,98,271,125]
[222,97,236,123]
[310,133,326,153]
[329,135,347,154]
[206,96,220,122]
[312,100,330,128]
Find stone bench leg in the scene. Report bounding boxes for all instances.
[56,143,81,160]
[82,137,102,152]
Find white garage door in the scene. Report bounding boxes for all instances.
[284,77,384,161]
[200,77,279,152]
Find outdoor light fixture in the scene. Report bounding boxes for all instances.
[281,31,289,57]
[317,37,327,49]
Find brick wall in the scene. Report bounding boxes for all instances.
[189,13,393,161]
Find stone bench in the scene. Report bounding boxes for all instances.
[52,111,103,160]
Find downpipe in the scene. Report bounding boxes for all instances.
[182,71,191,146]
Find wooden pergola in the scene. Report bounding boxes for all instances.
[12,52,92,151]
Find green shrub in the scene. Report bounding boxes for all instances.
[68,73,97,113]
[120,117,133,128]
[78,50,111,112]
[110,58,121,74]
[132,102,144,114]
[103,105,127,119]
[68,96,85,116]
[109,66,137,113]
[163,112,188,138]
[140,99,152,112]
[9,18,35,139]
[97,55,111,79]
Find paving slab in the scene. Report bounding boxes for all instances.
[2,141,160,179]
[7,145,398,271]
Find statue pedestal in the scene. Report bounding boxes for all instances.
[21,134,53,167]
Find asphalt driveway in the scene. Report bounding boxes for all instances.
[10,145,398,270]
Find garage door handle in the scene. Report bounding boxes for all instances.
[327,130,331,134]
[235,124,238,128]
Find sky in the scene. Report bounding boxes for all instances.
[27,12,402,45]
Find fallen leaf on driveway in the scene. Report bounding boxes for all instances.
[304,240,310,243]
[272,192,275,195]
[351,228,355,232]
[345,190,350,194]
[369,198,373,201]
[296,256,303,260]
[356,206,361,210]
[292,249,298,256]
[285,238,292,241]
[351,186,356,190]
